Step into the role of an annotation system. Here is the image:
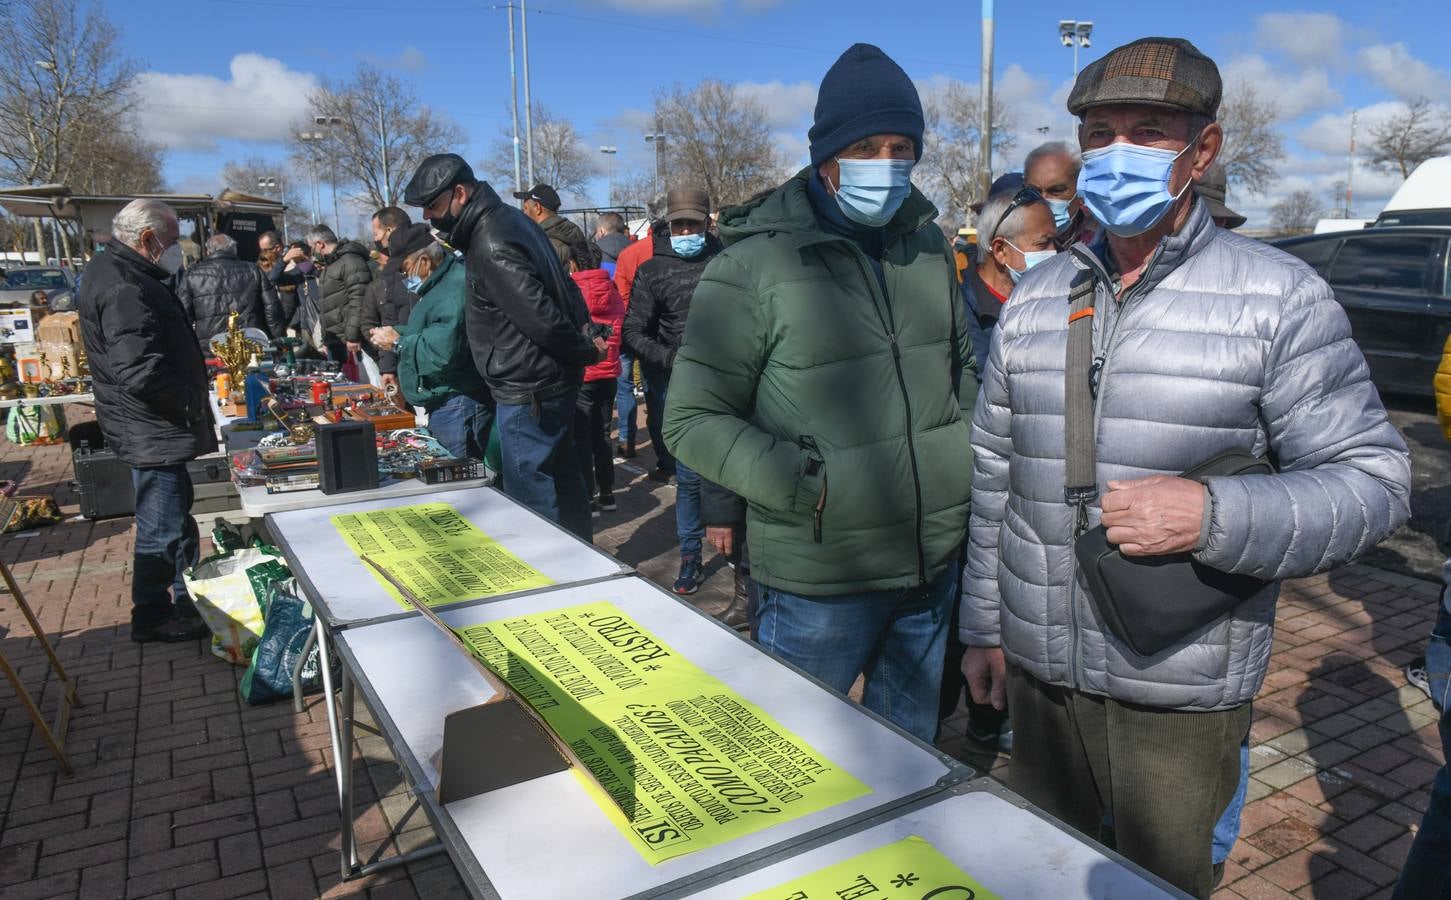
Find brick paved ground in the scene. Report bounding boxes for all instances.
[0,411,1443,899]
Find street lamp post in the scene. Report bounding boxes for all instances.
[314,116,343,230]
[644,131,667,207]
[258,176,286,240]
[1059,20,1094,77]
[298,132,326,224]
[599,146,617,204]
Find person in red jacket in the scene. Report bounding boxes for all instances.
[572,243,625,513]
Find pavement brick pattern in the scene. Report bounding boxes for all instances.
[0,415,1442,899]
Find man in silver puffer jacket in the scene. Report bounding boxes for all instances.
[960,37,1411,898]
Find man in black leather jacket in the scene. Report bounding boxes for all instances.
[403,154,604,540]
[178,233,278,350]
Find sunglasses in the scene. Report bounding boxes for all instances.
[992,186,1045,240]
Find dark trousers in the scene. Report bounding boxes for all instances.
[496,388,592,542]
[574,379,616,498]
[1393,601,1451,900]
[130,464,199,628]
[641,364,672,473]
[1006,664,1249,899]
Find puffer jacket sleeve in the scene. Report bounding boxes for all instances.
[960,328,1012,646]
[622,267,673,370]
[1195,273,1411,580]
[1434,333,1451,442]
[340,256,372,343]
[663,253,824,517]
[259,267,283,338]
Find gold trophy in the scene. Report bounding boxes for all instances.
[210,311,262,412]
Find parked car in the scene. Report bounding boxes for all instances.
[1273,226,1451,397]
[0,266,76,310]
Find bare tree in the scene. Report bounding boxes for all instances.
[610,169,661,217]
[484,102,592,199]
[1216,82,1285,196]
[916,80,1014,227]
[1365,98,1451,180]
[653,80,786,209]
[221,156,311,238]
[1270,189,1320,235]
[291,64,466,212]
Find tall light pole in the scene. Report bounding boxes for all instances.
[979,0,995,203]
[645,128,667,205]
[521,0,535,185]
[314,115,343,230]
[258,176,287,240]
[507,2,522,193]
[1346,109,1358,217]
[298,131,326,223]
[1059,20,1094,77]
[599,146,617,204]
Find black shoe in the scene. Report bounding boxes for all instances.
[964,719,1014,753]
[616,442,636,459]
[647,467,674,484]
[132,615,211,644]
[598,492,617,512]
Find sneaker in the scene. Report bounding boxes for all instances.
[591,500,601,519]
[964,719,1014,754]
[673,557,702,595]
[131,615,211,644]
[1407,656,1432,701]
[598,492,617,512]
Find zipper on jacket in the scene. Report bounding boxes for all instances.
[848,250,928,584]
[814,473,828,543]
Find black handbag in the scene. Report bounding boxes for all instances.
[1073,449,1274,657]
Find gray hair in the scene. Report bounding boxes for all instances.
[411,241,448,268]
[1024,141,1082,182]
[303,224,338,247]
[976,190,1048,263]
[206,233,238,256]
[111,199,177,247]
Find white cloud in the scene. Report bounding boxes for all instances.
[1220,55,1339,120]
[1357,42,1451,102]
[1296,101,1405,156]
[136,54,317,152]
[736,80,815,130]
[362,45,429,73]
[1253,12,1347,67]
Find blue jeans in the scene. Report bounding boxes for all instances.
[641,364,673,472]
[615,350,637,446]
[428,393,494,461]
[1212,738,1252,864]
[1393,599,1451,900]
[755,568,958,743]
[675,460,703,558]
[131,464,198,628]
[495,389,592,542]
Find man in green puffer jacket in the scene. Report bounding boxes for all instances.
[662,43,976,742]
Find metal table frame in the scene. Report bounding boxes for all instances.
[329,578,975,897]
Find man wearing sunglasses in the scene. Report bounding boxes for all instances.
[964,185,1057,373]
[959,37,1409,897]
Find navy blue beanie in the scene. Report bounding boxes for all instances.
[808,43,925,167]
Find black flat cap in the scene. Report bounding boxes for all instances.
[384,222,436,273]
[403,153,474,207]
[665,188,710,223]
[1194,164,1246,229]
[512,183,561,211]
[1068,37,1221,119]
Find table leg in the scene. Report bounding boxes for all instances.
[339,663,357,879]
[292,619,318,713]
[315,621,344,804]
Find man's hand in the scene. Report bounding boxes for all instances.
[592,336,609,363]
[1100,475,1206,557]
[962,646,1007,710]
[346,341,362,356]
[706,526,734,557]
[369,327,400,351]
[283,246,306,263]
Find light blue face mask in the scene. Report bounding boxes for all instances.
[1046,196,1074,230]
[403,273,423,293]
[1004,239,1057,284]
[1077,140,1196,237]
[833,158,915,227]
[670,233,706,258]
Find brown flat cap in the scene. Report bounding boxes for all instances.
[1194,164,1246,229]
[665,188,710,223]
[1068,37,1221,119]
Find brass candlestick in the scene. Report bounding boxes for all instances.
[211,311,262,394]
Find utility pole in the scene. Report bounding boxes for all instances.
[1346,109,1358,217]
[600,146,617,204]
[508,2,522,193]
[379,105,391,207]
[521,0,535,185]
[979,0,994,203]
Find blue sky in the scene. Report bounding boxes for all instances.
[116,0,1451,230]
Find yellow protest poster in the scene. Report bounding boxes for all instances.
[744,835,1001,900]
[332,502,553,608]
[455,601,871,864]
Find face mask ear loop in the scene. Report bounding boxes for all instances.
[1168,129,1205,201]
[827,158,841,194]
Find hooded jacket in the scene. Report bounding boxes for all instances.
[573,268,624,382]
[394,254,487,411]
[622,229,723,371]
[317,240,372,342]
[538,213,590,267]
[962,198,1411,710]
[77,241,218,467]
[662,168,977,596]
[447,182,597,405]
[178,247,277,350]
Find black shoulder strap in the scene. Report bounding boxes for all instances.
[1064,272,1098,533]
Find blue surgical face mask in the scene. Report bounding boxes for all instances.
[403,273,423,293]
[1004,240,1057,284]
[1077,139,1197,237]
[832,158,914,227]
[670,233,706,258]
[1046,196,1074,230]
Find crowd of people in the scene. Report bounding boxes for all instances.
[69,33,1451,900]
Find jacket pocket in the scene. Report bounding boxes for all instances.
[792,435,828,542]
